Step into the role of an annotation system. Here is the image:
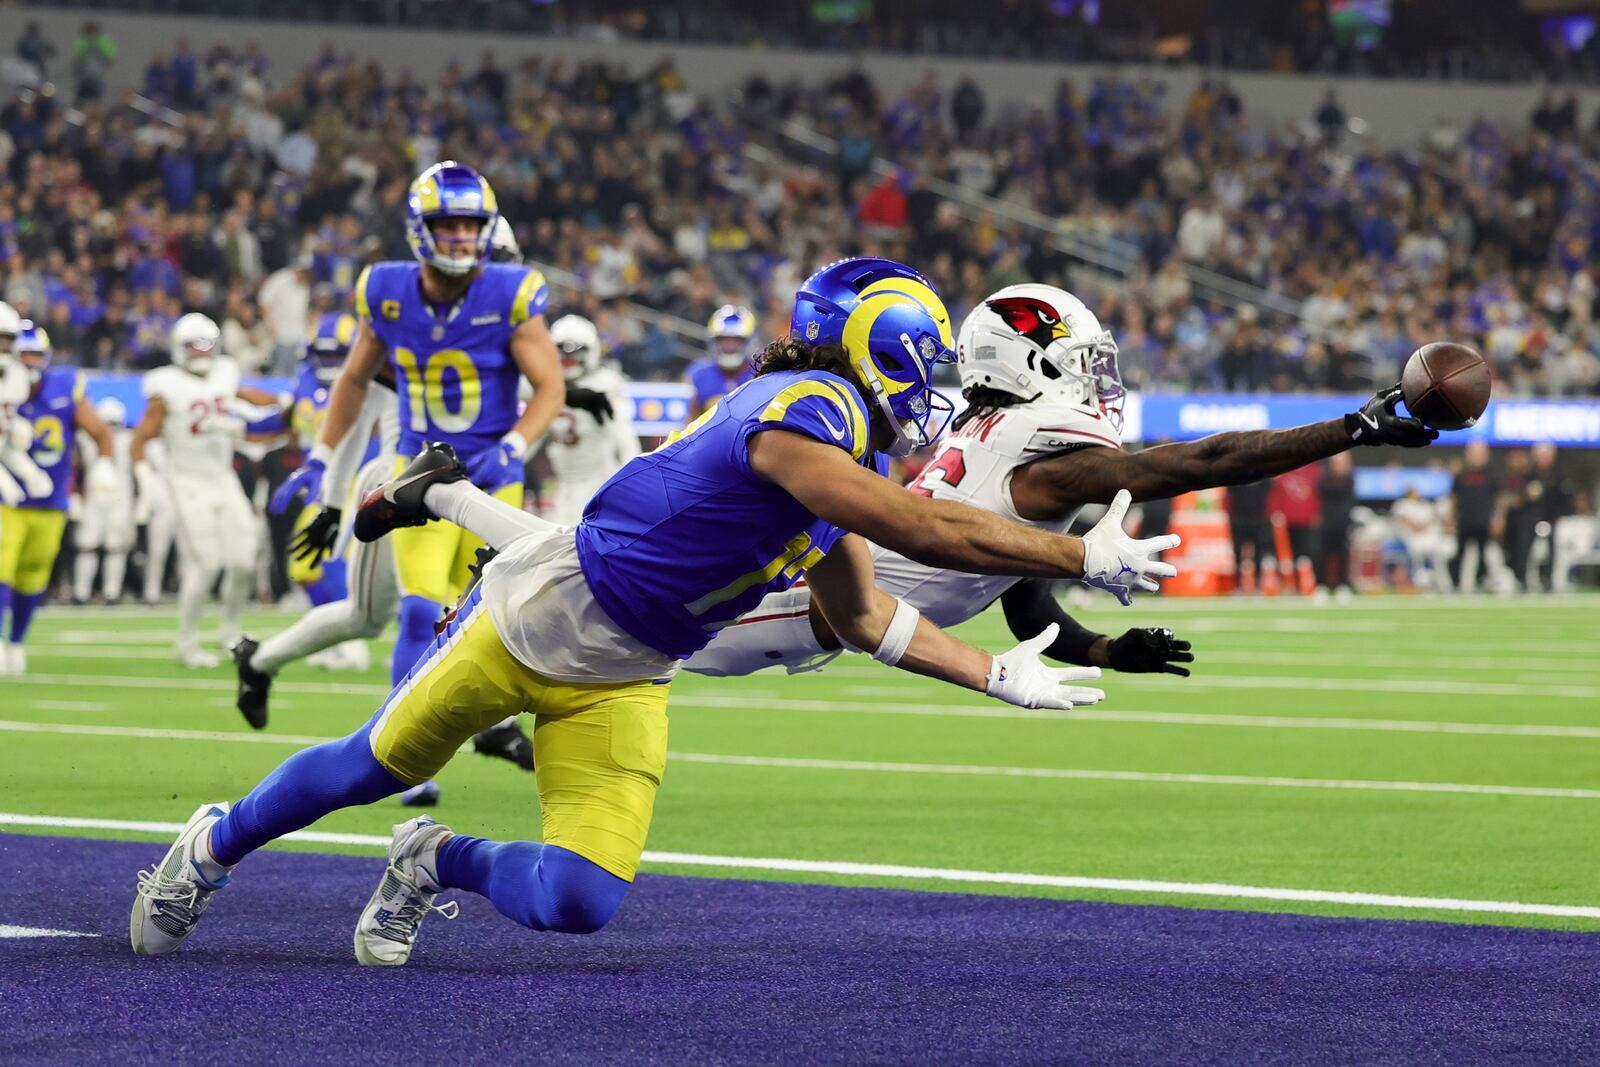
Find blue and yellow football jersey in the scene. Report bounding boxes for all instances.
[574,369,878,660]
[16,367,84,511]
[686,357,754,412]
[355,260,547,488]
[290,364,330,448]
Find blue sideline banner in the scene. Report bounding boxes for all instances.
[77,375,1598,447]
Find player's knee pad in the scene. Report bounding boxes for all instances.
[529,845,629,935]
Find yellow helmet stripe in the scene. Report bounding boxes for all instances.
[412,175,442,214]
[858,277,952,348]
[841,292,918,398]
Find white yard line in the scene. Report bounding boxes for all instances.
[840,673,1600,700]
[0,924,101,938]
[0,720,1593,800]
[6,671,1599,738]
[3,811,1596,921]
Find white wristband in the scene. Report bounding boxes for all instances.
[501,431,530,459]
[868,598,920,667]
[309,442,334,465]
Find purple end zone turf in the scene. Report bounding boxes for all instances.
[0,833,1596,1066]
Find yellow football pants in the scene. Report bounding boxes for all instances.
[367,589,669,881]
[389,456,522,604]
[0,506,67,596]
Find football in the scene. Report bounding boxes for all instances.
[1400,342,1492,430]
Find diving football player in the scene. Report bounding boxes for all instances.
[128,259,1175,965]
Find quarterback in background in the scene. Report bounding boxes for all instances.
[685,303,757,419]
[132,313,283,668]
[543,314,638,525]
[0,322,116,675]
[308,161,564,684]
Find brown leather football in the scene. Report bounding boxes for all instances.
[1400,343,1491,431]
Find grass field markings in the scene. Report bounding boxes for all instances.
[4,811,1598,922]
[842,673,1600,700]
[817,652,1600,678]
[3,720,1595,800]
[665,751,1600,799]
[7,669,1600,737]
[8,673,391,696]
[679,697,1600,738]
[30,700,114,713]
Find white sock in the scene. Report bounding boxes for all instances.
[423,481,554,550]
[103,552,128,600]
[253,598,364,674]
[177,561,215,647]
[219,566,251,637]
[73,551,98,601]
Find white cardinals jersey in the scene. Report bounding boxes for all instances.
[685,400,1121,677]
[143,358,245,478]
[544,365,639,525]
[871,401,1117,626]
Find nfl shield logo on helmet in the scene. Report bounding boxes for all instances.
[806,322,819,340]
[919,335,937,360]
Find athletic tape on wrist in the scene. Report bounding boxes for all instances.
[871,598,920,667]
[309,442,334,466]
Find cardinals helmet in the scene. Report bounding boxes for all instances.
[957,284,1124,431]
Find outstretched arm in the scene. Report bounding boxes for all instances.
[999,579,1194,675]
[806,535,1105,709]
[1012,385,1436,521]
[747,428,1178,602]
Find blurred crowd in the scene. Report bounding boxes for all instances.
[16,0,1600,86]
[3,19,1600,402]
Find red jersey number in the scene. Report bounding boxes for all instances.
[907,447,968,497]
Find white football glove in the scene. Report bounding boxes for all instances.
[4,450,53,498]
[985,624,1106,711]
[0,463,22,506]
[88,456,121,498]
[6,418,34,450]
[1080,489,1181,606]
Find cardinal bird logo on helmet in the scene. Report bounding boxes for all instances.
[987,296,1071,351]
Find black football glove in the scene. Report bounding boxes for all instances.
[565,386,615,424]
[1107,627,1193,677]
[289,506,342,566]
[1344,384,1438,448]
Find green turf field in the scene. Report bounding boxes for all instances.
[3,593,1598,930]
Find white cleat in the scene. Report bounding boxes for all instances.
[177,643,221,669]
[0,644,19,676]
[130,802,234,956]
[11,644,24,675]
[354,815,457,967]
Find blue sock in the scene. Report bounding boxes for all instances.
[9,590,42,643]
[435,837,630,934]
[210,725,407,866]
[304,560,348,607]
[392,595,442,686]
[0,583,11,635]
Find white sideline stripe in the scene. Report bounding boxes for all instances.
[0,924,100,939]
[1,720,1594,800]
[3,812,1597,921]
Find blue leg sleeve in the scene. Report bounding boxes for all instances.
[435,836,630,935]
[210,725,407,867]
[0,583,11,634]
[9,590,43,642]
[304,559,348,608]
[392,594,442,686]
